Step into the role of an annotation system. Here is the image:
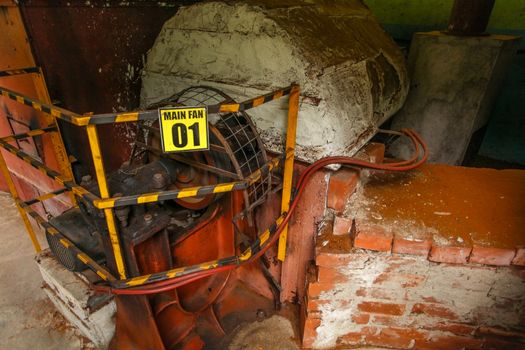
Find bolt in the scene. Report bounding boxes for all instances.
[144,213,153,224]
[114,193,129,227]
[256,309,266,320]
[152,172,167,189]
[81,174,92,184]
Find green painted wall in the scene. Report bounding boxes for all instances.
[364,0,525,165]
[365,0,524,31]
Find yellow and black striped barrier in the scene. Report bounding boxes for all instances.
[0,86,90,126]
[214,85,294,113]
[0,82,299,283]
[0,85,296,126]
[24,187,69,206]
[18,199,116,282]
[0,67,41,77]
[93,156,282,209]
[0,126,57,143]
[113,213,285,288]
[0,138,100,204]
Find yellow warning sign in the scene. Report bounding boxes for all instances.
[158,106,209,153]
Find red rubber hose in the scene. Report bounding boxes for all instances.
[94,129,427,295]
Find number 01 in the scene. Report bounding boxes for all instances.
[172,122,201,148]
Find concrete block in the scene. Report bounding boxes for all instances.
[391,31,520,165]
[36,250,115,349]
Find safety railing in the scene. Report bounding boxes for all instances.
[0,69,298,287]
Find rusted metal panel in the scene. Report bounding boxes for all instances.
[20,1,192,179]
[0,4,72,216]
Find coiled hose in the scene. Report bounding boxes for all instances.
[94,128,427,295]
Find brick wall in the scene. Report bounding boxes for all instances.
[301,154,525,349]
[306,249,525,349]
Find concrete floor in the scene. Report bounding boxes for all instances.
[0,193,94,350]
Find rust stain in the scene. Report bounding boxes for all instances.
[353,164,525,249]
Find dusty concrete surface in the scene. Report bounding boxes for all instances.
[348,164,525,252]
[228,315,299,350]
[0,193,94,350]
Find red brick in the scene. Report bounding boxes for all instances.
[393,235,432,256]
[357,286,407,301]
[411,303,458,320]
[416,334,483,350]
[333,215,353,236]
[338,332,363,346]
[327,169,359,213]
[338,326,378,346]
[373,271,426,289]
[357,301,406,316]
[315,252,368,268]
[307,298,329,312]
[511,248,525,266]
[366,327,428,349]
[354,222,393,252]
[362,142,386,164]
[302,317,320,348]
[352,313,370,324]
[422,322,476,336]
[356,287,366,297]
[372,315,416,328]
[469,246,516,266]
[401,274,426,288]
[368,288,399,300]
[307,282,335,299]
[476,326,525,340]
[421,296,441,303]
[317,266,346,284]
[429,245,472,264]
[316,217,334,237]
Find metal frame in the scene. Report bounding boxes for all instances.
[0,72,299,286]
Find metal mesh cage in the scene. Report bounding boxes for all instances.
[46,231,83,271]
[143,86,271,213]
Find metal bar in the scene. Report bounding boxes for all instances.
[93,156,281,209]
[0,126,57,143]
[96,181,248,209]
[85,124,127,279]
[0,138,99,203]
[137,141,241,180]
[0,66,40,77]
[0,85,294,126]
[0,86,89,126]
[24,187,69,206]
[277,84,300,261]
[216,85,294,113]
[5,115,24,153]
[17,199,116,282]
[84,85,295,125]
[113,214,285,289]
[30,68,78,206]
[87,110,158,125]
[0,148,42,252]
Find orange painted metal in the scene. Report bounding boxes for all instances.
[116,192,277,349]
[0,3,74,218]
